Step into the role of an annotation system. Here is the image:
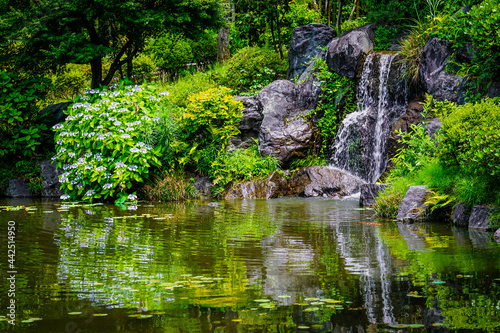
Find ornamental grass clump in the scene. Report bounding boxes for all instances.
[52,83,168,202]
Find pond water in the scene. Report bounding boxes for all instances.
[1,198,500,332]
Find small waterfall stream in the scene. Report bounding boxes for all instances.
[330,52,408,182]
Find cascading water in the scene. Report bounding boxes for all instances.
[330,52,409,182]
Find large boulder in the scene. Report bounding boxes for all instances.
[452,202,471,228]
[397,186,431,222]
[230,96,263,149]
[39,102,72,128]
[494,229,500,242]
[5,179,34,198]
[360,183,389,206]
[288,23,336,80]
[224,171,289,199]
[287,166,365,198]
[468,205,496,230]
[258,76,323,164]
[420,38,471,104]
[326,24,375,78]
[40,160,63,197]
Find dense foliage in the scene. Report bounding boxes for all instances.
[0,71,51,157]
[221,47,288,95]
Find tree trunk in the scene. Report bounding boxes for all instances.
[90,57,103,89]
[126,57,133,81]
[217,26,231,64]
[270,17,278,54]
[275,1,284,60]
[327,0,331,26]
[336,0,344,35]
[348,0,357,21]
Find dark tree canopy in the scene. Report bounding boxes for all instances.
[0,0,225,87]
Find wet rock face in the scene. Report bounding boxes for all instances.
[257,76,323,164]
[287,23,336,81]
[224,171,289,199]
[194,176,213,199]
[230,96,263,149]
[397,186,431,222]
[452,202,471,228]
[40,160,63,197]
[287,166,365,198]
[326,24,375,78]
[5,179,34,198]
[469,205,496,230]
[225,167,364,199]
[420,38,471,104]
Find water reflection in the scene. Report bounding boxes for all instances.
[0,198,499,332]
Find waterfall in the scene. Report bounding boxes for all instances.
[330,53,408,182]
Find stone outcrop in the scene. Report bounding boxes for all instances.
[40,160,63,197]
[420,38,471,104]
[230,96,263,149]
[469,205,495,230]
[225,166,364,199]
[39,102,72,128]
[288,23,336,80]
[494,229,500,241]
[5,179,34,198]
[397,186,431,223]
[326,24,375,78]
[359,183,389,206]
[257,75,323,164]
[225,171,289,199]
[452,202,471,228]
[287,166,365,198]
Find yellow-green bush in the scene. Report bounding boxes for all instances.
[173,87,244,172]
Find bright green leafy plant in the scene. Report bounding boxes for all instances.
[209,144,281,196]
[173,87,244,172]
[52,83,167,202]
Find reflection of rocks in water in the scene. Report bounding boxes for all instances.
[452,226,472,247]
[423,300,449,333]
[330,309,370,333]
[397,222,429,250]
[469,229,493,249]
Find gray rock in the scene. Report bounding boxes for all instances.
[494,229,500,241]
[452,202,471,228]
[230,96,263,149]
[420,38,471,104]
[257,76,322,163]
[207,202,222,207]
[469,205,495,230]
[39,102,72,128]
[194,176,213,199]
[488,82,500,98]
[5,179,34,198]
[360,183,389,206]
[288,23,336,80]
[287,166,366,198]
[468,229,492,249]
[426,117,442,139]
[326,24,375,78]
[225,171,289,199]
[39,160,63,197]
[397,186,431,222]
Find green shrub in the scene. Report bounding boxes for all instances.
[437,98,500,179]
[47,64,91,103]
[374,25,400,51]
[432,0,500,82]
[52,82,168,202]
[0,70,51,157]
[373,179,409,219]
[221,47,287,95]
[173,87,244,172]
[209,144,281,196]
[143,171,198,202]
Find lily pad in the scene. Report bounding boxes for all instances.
[278,295,291,298]
[68,312,82,315]
[254,299,271,303]
[92,313,108,317]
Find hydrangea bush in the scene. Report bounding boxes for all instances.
[52,83,168,202]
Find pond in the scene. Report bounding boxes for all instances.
[1,198,500,332]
